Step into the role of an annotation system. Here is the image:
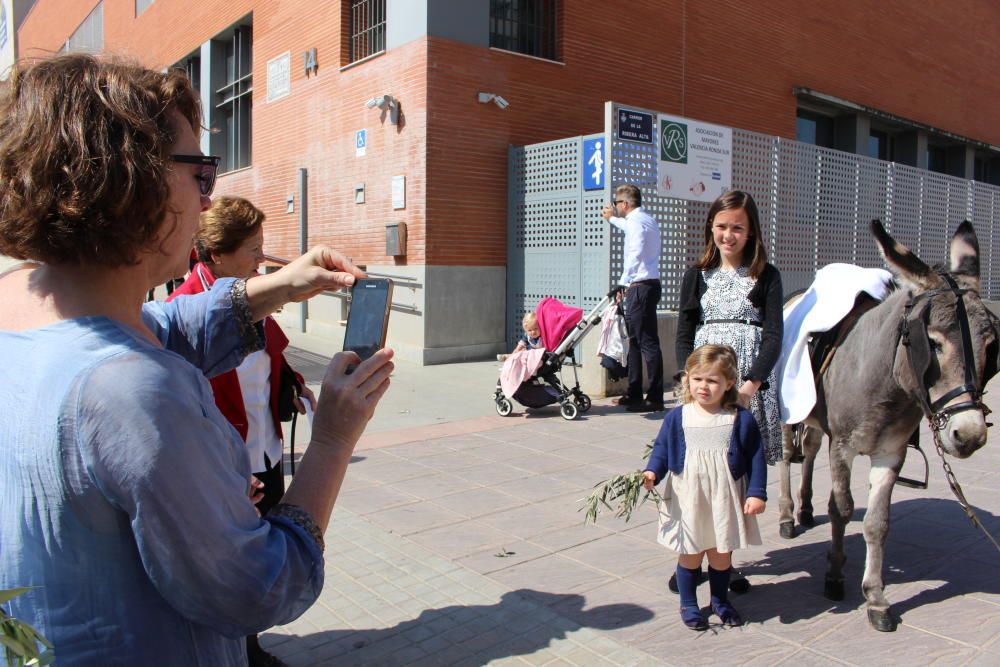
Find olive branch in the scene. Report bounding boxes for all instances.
[578,442,663,525]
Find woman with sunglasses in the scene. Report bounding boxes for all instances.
[0,54,393,665]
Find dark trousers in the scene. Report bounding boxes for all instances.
[624,281,664,404]
[254,455,286,518]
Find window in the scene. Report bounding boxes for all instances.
[216,26,252,172]
[349,0,386,63]
[869,130,894,161]
[63,2,103,53]
[490,0,557,60]
[927,145,947,174]
[796,109,834,149]
[135,0,154,17]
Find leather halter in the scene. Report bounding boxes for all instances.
[897,272,991,431]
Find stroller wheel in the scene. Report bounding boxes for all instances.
[560,402,579,421]
[496,397,514,417]
[575,394,592,413]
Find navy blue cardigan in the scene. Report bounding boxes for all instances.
[644,405,767,501]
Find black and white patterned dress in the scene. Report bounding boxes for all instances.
[694,267,782,464]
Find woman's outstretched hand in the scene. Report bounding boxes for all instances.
[246,246,367,321]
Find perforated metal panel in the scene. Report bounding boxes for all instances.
[506,136,608,347]
[508,103,1000,348]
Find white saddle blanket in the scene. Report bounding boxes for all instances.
[778,263,894,423]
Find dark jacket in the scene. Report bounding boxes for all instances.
[644,404,767,501]
[675,263,783,382]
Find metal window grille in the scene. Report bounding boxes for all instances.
[350,0,386,63]
[216,26,252,172]
[490,0,557,60]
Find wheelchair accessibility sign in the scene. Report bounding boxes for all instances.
[355,129,367,157]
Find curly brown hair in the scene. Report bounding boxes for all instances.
[0,54,201,267]
[194,197,266,264]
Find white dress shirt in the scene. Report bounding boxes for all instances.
[236,349,283,472]
[608,206,661,285]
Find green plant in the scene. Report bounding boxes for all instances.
[579,470,664,525]
[0,589,54,666]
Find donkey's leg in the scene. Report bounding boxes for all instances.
[862,451,904,632]
[824,441,856,601]
[797,426,824,528]
[778,423,797,539]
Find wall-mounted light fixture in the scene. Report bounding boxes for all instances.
[477,92,509,109]
[286,194,295,214]
[365,94,399,124]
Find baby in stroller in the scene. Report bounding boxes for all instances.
[497,312,543,362]
[494,293,616,420]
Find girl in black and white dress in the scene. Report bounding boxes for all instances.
[673,190,783,593]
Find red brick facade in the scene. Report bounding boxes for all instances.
[18,0,1000,271]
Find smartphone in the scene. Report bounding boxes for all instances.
[343,278,393,368]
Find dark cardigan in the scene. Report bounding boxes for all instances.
[675,263,783,383]
[644,404,767,501]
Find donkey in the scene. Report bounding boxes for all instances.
[776,220,997,632]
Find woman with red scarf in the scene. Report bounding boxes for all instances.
[169,196,314,667]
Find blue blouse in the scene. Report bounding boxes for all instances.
[0,279,324,666]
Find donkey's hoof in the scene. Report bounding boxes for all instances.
[824,578,845,601]
[779,521,796,539]
[798,510,815,527]
[867,607,897,632]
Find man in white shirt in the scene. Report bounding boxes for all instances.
[602,184,664,411]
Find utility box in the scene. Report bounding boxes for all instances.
[386,222,407,256]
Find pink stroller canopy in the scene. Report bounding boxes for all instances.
[535,297,583,351]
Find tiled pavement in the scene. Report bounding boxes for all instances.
[263,380,1000,666]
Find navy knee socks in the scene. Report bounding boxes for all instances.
[708,566,731,604]
[675,565,701,608]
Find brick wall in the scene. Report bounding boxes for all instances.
[17,0,1000,271]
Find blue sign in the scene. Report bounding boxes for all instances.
[582,138,605,191]
[617,109,654,144]
[355,129,367,156]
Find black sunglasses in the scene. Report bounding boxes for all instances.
[171,154,221,196]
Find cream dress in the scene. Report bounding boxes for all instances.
[656,403,762,554]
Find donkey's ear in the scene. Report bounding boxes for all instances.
[949,220,980,283]
[871,220,937,290]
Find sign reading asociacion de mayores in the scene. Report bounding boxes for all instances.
[656,113,732,203]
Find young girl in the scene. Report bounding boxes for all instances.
[643,345,766,630]
[498,312,543,361]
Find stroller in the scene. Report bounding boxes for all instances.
[494,288,621,420]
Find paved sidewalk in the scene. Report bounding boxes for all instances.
[264,349,1000,666]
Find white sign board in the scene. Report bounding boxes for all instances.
[656,113,732,203]
[266,52,291,103]
[355,129,366,157]
[0,0,15,82]
[392,175,405,210]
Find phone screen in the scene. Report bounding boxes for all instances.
[343,278,393,361]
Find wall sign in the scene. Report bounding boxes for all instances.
[656,113,732,203]
[266,52,291,103]
[616,108,654,144]
[302,48,318,77]
[355,129,366,157]
[582,137,605,190]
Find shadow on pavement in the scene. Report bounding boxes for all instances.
[269,588,653,664]
[731,498,1000,627]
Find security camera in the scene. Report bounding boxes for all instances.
[493,95,509,109]
[365,95,391,110]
